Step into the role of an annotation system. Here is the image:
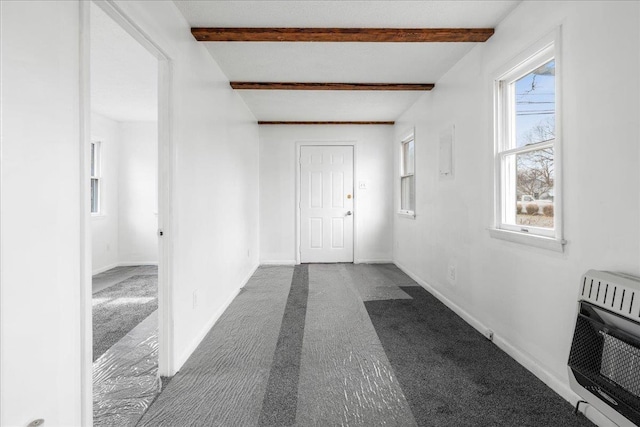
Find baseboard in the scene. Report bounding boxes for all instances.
[117,261,158,267]
[92,261,158,275]
[92,262,120,275]
[239,262,260,289]
[175,263,259,370]
[393,260,611,427]
[355,259,393,264]
[260,260,297,265]
[260,259,393,265]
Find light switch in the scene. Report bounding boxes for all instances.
[358,181,368,190]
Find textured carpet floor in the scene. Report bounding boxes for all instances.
[135,264,596,426]
[258,265,308,426]
[137,266,294,427]
[93,274,158,361]
[365,286,594,427]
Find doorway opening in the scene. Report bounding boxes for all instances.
[85,2,171,425]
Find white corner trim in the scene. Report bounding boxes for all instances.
[488,228,565,252]
[393,260,609,426]
[260,260,297,266]
[175,263,259,371]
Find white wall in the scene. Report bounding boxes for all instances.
[393,2,639,426]
[259,125,394,264]
[118,121,158,265]
[113,1,260,370]
[91,113,121,273]
[0,1,83,425]
[1,1,260,424]
[91,117,158,273]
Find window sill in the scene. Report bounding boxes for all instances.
[488,228,565,252]
[397,211,416,219]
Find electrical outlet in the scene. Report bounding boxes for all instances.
[484,329,494,341]
[447,263,457,285]
[193,290,198,308]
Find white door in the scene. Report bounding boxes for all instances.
[300,145,354,263]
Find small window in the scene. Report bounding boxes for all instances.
[400,133,415,216]
[493,37,562,249]
[91,141,101,214]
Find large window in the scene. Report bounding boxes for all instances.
[91,141,101,214]
[493,39,562,249]
[400,132,415,216]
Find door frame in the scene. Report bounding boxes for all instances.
[295,141,358,264]
[79,1,175,424]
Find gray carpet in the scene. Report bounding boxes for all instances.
[258,264,308,426]
[365,285,595,427]
[137,266,294,427]
[134,263,596,426]
[93,265,158,293]
[93,274,158,361]
[295,264,417,426]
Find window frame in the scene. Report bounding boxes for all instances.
[490,31,565,252]
[91,141,102,215]
[399,130,416,218]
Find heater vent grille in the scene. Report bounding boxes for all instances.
[580,271,640,321]
[569,270,640,427]
[601,332,640,397]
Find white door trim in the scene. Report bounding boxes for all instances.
[295,141,358,264]
[80,2,175,424]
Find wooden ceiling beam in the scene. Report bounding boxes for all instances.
[230,82,434,91]
[192,28,494,43]
[258,121,395,125]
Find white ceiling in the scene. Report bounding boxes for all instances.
[91,3,157,122]
[173,1,521,122]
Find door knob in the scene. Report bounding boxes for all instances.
[346,211,352,216]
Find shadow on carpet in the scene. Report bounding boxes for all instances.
[365,286,594,427]
[93,275,157,361]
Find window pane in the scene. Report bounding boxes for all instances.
[403,139,415,175]
[514,59,555,148]
[401,176,414,211]
[91,178,99,213]
[91,143,96,176]
[515,148,554,229]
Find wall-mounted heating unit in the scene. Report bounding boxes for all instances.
[569,270,640,427]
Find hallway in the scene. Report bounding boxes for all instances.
[138,264,591,426]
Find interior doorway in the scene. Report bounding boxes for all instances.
[82,1,172,425]
[298,144,355,263]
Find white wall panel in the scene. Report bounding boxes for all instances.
[1,2,82,425]
[310,172,323,208]
[118,121,158,265]
[259,125,394,263]
[113,0,260,371]
[310,218,323,248]
[91,113,121,273]
[332,218,345,249]
[393,2,639,425]
[1,2,260,424]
